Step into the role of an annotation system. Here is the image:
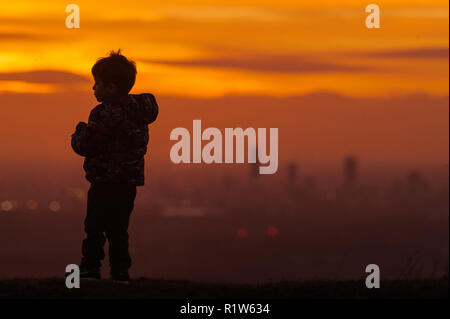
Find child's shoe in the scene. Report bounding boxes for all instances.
[80,267,101,281]
[111,270,130,285]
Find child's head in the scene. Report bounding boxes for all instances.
[91,49,137,102]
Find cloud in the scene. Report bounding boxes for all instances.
[0,70,89,84]
[162,7,283,22]
[141,55,372,73]
[0,32,54,42]
[364,47,449,59]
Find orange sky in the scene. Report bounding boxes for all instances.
[0,0,448,169]
[0,0,448,97]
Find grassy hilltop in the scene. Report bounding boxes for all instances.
[0,277,447,299]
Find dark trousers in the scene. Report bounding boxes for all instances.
[80,182,137,274]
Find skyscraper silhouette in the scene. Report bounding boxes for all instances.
[343,156,358,186]
[287,162,298,191]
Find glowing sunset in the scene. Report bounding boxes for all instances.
[0,0,448,97]
[0,0,448,168]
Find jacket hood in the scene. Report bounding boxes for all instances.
[103,93,158,126]
[128,93,159,126]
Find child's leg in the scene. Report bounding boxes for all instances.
[80,184,107,270]
[104,183,137,275]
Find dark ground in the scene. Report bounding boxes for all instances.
[0,277,447,299]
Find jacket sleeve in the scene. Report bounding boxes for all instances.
[142,93,159,125]
[71,108,109,157]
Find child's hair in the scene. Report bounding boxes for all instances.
[91,49,137,95]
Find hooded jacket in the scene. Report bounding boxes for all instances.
[71,93,159,186]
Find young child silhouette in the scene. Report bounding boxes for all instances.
[71,50,158,284]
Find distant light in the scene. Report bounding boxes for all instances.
[237,228,248,238]
[26,200,39,211]
[267,226,278,237]
[67,187,85,199]
[49,201,61,212]
[1,201,13,212]
[74,189,84,199]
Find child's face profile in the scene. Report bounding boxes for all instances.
[92,77,117,102]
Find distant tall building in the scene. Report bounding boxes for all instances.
[287,162,298,190]
[249,145,260,184]
[304,175,316,192]
[249,162,259,180]
[343,156,358,186]
[407,170,429,194]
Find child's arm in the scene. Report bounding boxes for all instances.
[71,108,109,157]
